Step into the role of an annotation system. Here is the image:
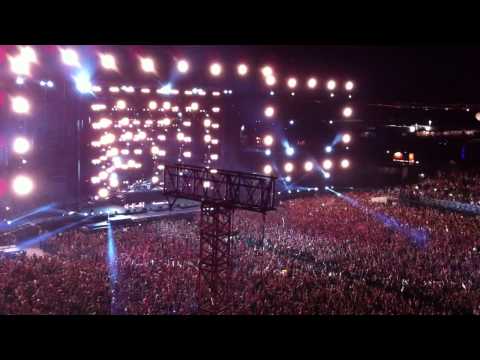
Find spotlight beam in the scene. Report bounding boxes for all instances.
[326,188,428,247]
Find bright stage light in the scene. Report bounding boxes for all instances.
[100,133,115,145]
[100,53,117,70]
[304,161,314,172]
[284,162,294,173]
[263,135,274,146]
[345,81,354,91]
[263,164,273,175]
[264,106,275,118]
[287,77,297,89]
[116,100,127,110]
[99,171,109,180]
[343,107,353,118]
[11,96,30,114]
[325,146,332,153]
[152,176,159,184]
[191,102,199,111]
[16,77,25,85]
[204,134,212,143]
[118,117,129,127]
[265,149,271,156]
[12,137,31,154]
[285,176,292,182]
[183,151,192,158]
[322,159,333,170]
[203,181,211,189]
[203,119,212,127]
[73,71,92,94]
[210,63,222,76]
[19,46,37,64]
[265,75,276,86]
[177,132,185,141]
[327,80,336,90]
[307,77,317,89]
[148,101,158,110]
[261,66,273,77]
[210,154,219,161]
[60,48,80,67]
[12,175,34,197]
[177,59,189,73]
[109,173,119,188]
[98,188,109,198]
[9,55,30,76]
[237,63,248,76]
[324,172,331,179]
[342,133,351,144]
[409,125,416,133]
[340,159,350,169]
[286,147,295,156]
[140,57,155,73]
[162,101,171,110]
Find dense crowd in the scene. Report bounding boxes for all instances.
[0,188,479,315]
[405,169,480,204]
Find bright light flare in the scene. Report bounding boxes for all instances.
[100,53,117,70]
[98,188,109,198]
[342,133,351,144]
[343,107,353,118]
[284,162,294,173]
[261,66,273,77]
[13,137,31,154]
[19,46,37,64]
[73,71,92,94]
[304,161,314,172]
[11,96,30,114]
[264,106,275,118]
[263,164,273,175]
[210,62,222,76]
[148,101,158,110]
[322,159,333,170]
[140,57,155,73]
[116,100,127,110]
[177,59,189,73]
[9,55,30,76]
[325,146,333,153]
[60,48,80,67]
[287,77,297,89]
[327,80,336,90]
[265,75,276,86]
[263,135,274,146]
[12,175,34,196]
[340,159,350,169]
[307,77,317,89]
[345,81,354,91]
[237,63,248,76]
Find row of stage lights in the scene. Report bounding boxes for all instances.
[262,133,351,151]
[263,158,350,176]
[7,46,356,93]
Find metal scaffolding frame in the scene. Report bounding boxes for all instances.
[163,164,276,314]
